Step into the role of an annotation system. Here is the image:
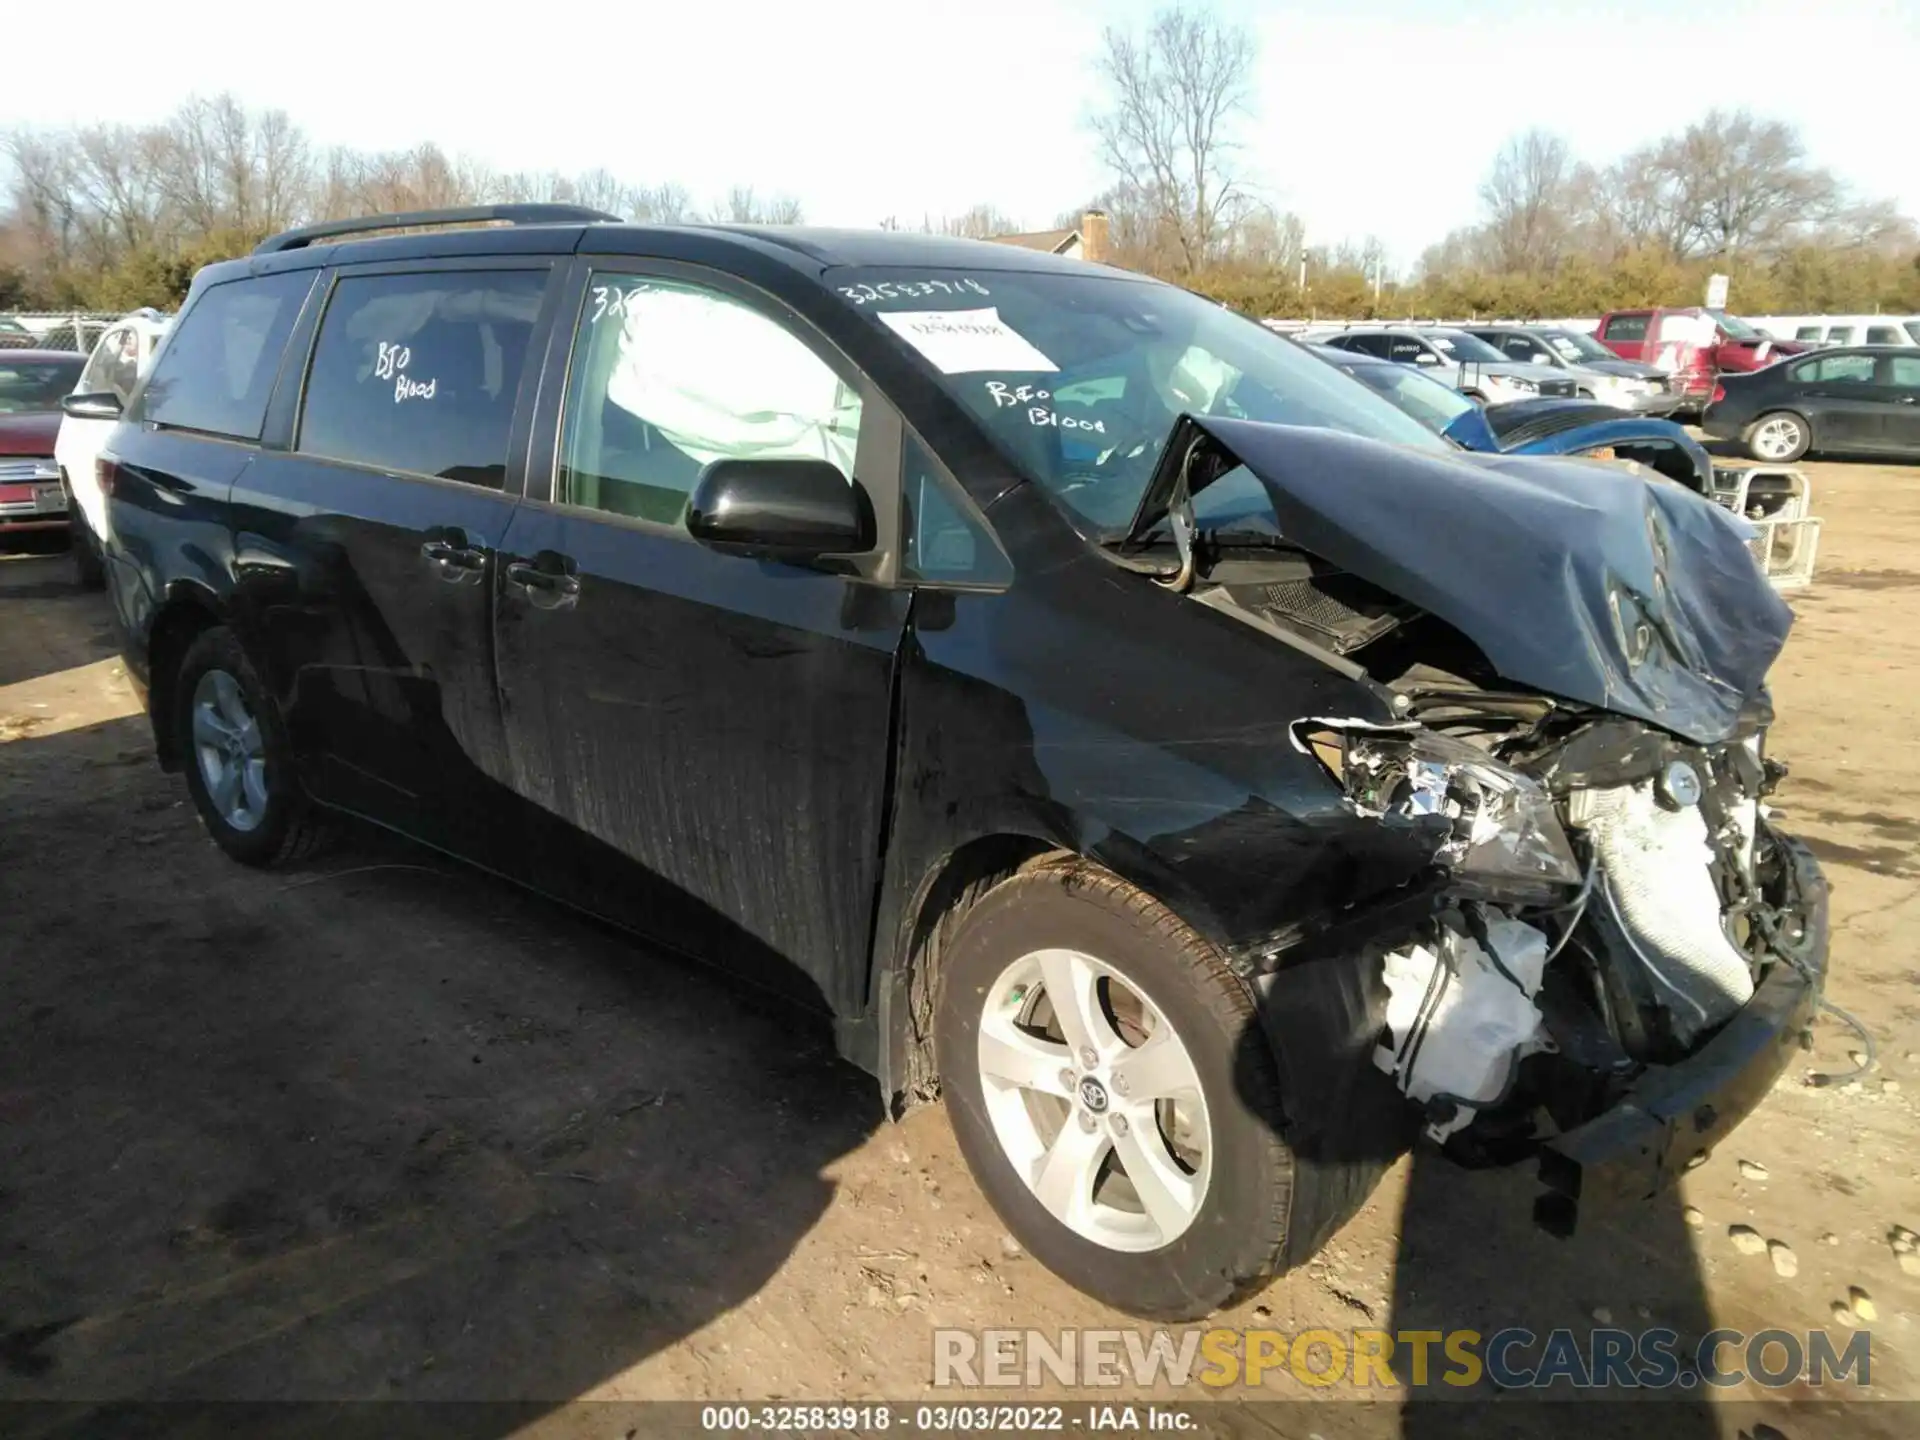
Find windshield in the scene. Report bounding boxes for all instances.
[1705,309,1762,340]
[1340,359,1474,432]
[0,357,84,413]
[1544,328,1612,362]
[1424,330,1507,363]
[830,267,1449,536]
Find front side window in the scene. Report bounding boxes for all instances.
[140,270,312,438]
[78,327,133,401]
[829,268,1445,538]
[298,269,547,488]
[1883,356,1920,388]
[557,275,863,526]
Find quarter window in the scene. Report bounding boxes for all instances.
[140,271,312,439]
[557,275,863,526]
[298,269,547,488]
[901,436,1012,589]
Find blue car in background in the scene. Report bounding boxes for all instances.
[1305,342,1715,495]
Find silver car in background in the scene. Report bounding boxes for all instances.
[1459,324,1682,415]
[1305,325,1577,405]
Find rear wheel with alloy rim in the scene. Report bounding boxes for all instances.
[174,627,328,866]
[935,858,1298,1318]
[1747,411,1810,462]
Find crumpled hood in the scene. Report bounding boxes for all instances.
[1184,418,1794,744]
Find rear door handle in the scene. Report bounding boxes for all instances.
[505,555,581,610]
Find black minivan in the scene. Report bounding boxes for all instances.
[81,205,1828,1318]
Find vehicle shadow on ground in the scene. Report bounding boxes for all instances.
[1229,1016,1724,1438]
[0,704,882,1434]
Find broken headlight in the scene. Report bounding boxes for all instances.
[1303,724,1581,889]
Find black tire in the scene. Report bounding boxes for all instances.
[173,626,329,867]
[935,858,1296,1319]
[63,477,106,590]
[1746,410,1811,463]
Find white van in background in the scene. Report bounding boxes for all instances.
[1751,315,1920,347]
[55,308,171,587]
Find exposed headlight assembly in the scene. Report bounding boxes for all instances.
[1297,722,1581,889]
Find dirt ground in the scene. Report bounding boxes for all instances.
[2,457,1917,1435]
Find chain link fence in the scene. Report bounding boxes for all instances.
[0,313,122,353]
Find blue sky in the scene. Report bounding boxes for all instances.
[5,0,1915,266]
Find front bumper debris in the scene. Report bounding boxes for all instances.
[1532,834,1828,1235]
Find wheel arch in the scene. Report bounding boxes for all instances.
[868,825,1250,1115]
[144,582,229,771]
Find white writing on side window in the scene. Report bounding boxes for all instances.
[588,283,657,324]
[373,340,435,403]
[877,307,1057,375]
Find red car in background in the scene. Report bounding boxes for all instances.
[1594,307,1810,415]
[0,349,85,537]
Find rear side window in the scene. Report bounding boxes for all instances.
[1795,327,1822,340]
[298,269,548,488]
[1866,326,1901,345]
[1791,353,1875,384]
[141,271,312,438]
[1603,314,1648,341]
[1825,326,1855,344]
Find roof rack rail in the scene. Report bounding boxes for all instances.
[254,204,623,255]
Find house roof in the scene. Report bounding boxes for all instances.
[989,228,1080,254]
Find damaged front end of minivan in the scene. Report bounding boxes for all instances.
[1129,417,1830,1235]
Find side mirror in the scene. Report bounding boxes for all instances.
[1413,352,1441,366]
[62,391,123,421]
[687,458,875,562]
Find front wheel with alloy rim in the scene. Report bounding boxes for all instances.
[1747,411,1810,462]
[935,859,1298,1318]
[174,626,328,867]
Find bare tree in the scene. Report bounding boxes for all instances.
[1090,7,1255,274]
[705,185,803,225]
[1653,110,1839,257]
[937,204,1019,240]
[1479,129,1575,273]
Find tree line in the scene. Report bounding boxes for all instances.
[0,94,801,311]
[1078,10,1919,318]
[4,10,1917,320]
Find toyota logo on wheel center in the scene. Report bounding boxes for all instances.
[1078,1076,1110,1113]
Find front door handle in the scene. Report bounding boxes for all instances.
[505,554,581,610]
